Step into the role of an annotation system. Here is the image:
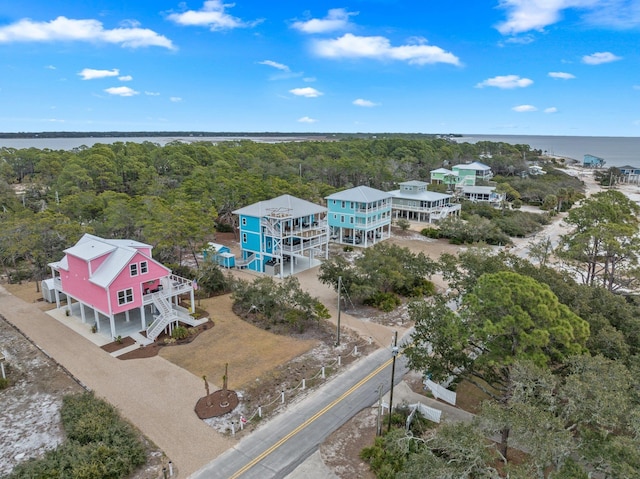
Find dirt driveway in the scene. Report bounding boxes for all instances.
[0,285,233,478]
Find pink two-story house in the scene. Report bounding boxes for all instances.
[48,234,204,341]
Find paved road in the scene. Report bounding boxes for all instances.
[191,346,408,479]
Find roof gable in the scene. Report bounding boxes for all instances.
[233,194,326,218]
[55,234,166,288]
[453,161,491,171]
[325,186,391,203]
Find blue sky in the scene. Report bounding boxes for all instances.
[1,1,639,136]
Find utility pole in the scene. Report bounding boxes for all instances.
[387,331,399,433]
[336,276,342,346]
[376,384,383,436]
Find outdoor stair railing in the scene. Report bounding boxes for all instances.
[147,292,175,340]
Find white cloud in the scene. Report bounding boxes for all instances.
[476,75,533,89]
[496,0,640,35]
[353,98,379,107]
[544,107,558,113]
[0,16,174,49]
[298,116,317,123]
[303,77,316,82]
[291,8,357,34]
[118,75,133,81]
[104,86,139,97]
[513,104,538,112]
[45,65,56,70]
[582,51,622,65]
[258,60,290,72]
[548,71,575,79]
[634,85,640,90]
[167,0,259,31]
[313,34,461,66]
[145,91,160,96]
[78,68,120,80]
[170,97,182,102]
[290,87,323,98]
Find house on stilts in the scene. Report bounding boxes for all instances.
[46,234,207,342]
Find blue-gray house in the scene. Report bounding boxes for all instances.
[233,194,329,277]
[583,154,606,168]
[619,165,640,184]
[325,186,392,247]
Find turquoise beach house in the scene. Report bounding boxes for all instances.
[325,186,392,247]
[233,194,329,277]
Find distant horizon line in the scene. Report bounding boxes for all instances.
[0,131,637,139]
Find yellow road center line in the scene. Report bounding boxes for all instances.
[228,356,395,479]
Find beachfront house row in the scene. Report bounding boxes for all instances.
[460,185,506,206]
[47,234,205,341]
[325,186,392,247]
[233,194,329,278]
[451,161,493,183]
[388,180,461,223]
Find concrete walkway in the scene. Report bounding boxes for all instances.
[0,285,233,478]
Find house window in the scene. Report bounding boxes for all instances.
[333,214,337,219]
[130,263,138,276]
[350,216,354,224]
[117,288,134,305]
[341,215,345,223]
[341,201,345,208]
[267,240,272,249]
[242,233,247,243]
[140,261,148,274]
[242,217,247,226]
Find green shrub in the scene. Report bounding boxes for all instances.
[364,292,401,312]
[0,377,9,389]
[7,392,145,479]
[420,228,440,239]
[171,326,189,340]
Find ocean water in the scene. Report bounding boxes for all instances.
[455,134,639,168]
[0,134,637,168]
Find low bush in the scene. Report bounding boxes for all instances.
[7,392,146,479]
[0,377,9,389]
[364,292,401,312]
[171,325,189,340]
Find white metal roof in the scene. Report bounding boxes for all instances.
[52,233,166,289]
[453,161,491,171]
[399,180,428,187]
[388,189,453,202]
[89,247,138,288]
[233,194,327,218]
[430,168,456,175]
[325,185,391,203]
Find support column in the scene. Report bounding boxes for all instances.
[80,303,86,323]
[109,314,116,340]
[140,305,146,330]
[190,289,195,313]
[94,310,100,332]
[54,289,61,309]
[125,310,130,323]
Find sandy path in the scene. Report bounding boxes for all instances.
[0,285,233,478]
